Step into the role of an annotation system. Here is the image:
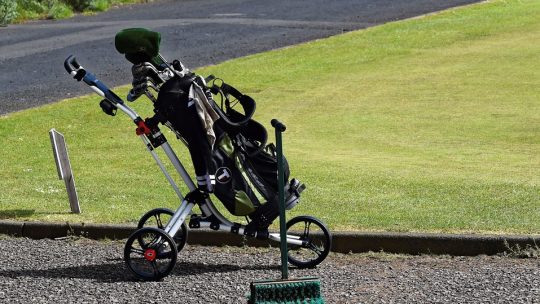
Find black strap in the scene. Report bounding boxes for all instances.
[210,81,256,128]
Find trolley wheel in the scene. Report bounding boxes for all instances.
[138,208,188,252]
[124,227,178,281]
[286,215,332,269]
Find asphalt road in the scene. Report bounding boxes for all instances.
[0,0,481,114]
[1,237,539,303]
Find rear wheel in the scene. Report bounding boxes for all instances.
[138,208,188,252]
[285,215,332,268]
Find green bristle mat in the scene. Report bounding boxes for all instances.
[248,278,324,304]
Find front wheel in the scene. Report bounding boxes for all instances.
[124,227,178,281]
[286,215,332,269]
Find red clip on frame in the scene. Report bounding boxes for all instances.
[136,120,152,135]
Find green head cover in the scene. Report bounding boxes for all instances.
[115,28,162,65]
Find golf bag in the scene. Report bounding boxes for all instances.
[152,73,304,231]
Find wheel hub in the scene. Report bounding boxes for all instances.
[144,248,157,262]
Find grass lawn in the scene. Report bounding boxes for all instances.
[0,0,538,234]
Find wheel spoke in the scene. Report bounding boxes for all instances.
[151,260,160,276]
[303,221,312,238]
[129,247,145,256]
[308,243,324,257]
[154,214,164,229]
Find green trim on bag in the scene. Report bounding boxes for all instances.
[234,191,256,216]
[235,154,266,204]
[218,135,235,158]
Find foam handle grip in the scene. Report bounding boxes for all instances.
[64,55,80,73]
[271,119,287,132]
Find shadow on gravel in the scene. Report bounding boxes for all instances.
[171,261,278,277]
[0,262,131,282]
[0,260,278,283]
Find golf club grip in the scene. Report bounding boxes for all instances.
[271,119,286,132]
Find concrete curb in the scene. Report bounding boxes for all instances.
[1,220,539,256]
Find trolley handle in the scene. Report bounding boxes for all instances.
[63,55,116,103]
[64,55,80,71]
[64,55,142,120]
[64,55,86,81]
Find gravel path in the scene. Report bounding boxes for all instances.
[0,236,538,303]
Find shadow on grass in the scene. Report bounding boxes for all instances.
[34,210,73,215]
[0,209,35,219]
[0,259,279,283]
[0,209,74,220]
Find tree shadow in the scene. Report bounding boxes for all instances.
[0,209,35,219]
[0,258,279,283]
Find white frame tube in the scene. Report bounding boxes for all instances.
[269,233,305,246]
[141,136,184,201]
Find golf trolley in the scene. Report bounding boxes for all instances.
[64,54,332,281]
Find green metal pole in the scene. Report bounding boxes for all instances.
[271,119,288,280]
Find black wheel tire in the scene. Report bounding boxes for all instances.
[124,227,178,281]
[137,208,188,252]
[286,215,332,269]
